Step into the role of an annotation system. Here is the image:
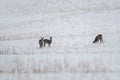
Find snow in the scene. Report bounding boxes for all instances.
[0,0,120,80]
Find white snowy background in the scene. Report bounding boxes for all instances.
[0,0,120,80]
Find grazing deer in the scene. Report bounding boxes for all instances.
[93,34,103,43]
[43,37,52,47]
[39,37,44,48]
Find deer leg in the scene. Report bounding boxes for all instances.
[48,44,50,47]
[44,43,46,47]
[99,35,103,43]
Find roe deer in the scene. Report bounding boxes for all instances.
[39,37,44,48]
[43,37,52,47]
[93,34,103,43]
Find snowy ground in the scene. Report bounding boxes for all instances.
[0,0,120,80]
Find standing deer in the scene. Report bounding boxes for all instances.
[39,37,44,48]
[93,34,103,43]
[43,37,52,47]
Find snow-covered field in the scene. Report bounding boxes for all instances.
[0,0,120,80]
